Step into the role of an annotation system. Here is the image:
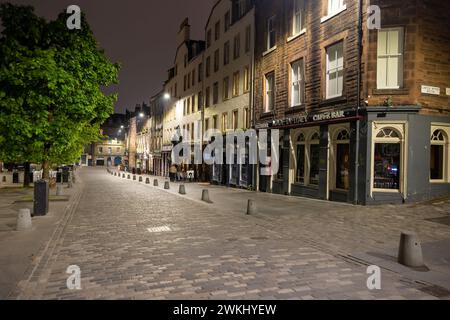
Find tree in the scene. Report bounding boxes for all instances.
[0,3,119,184]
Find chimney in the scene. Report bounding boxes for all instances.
[177,18,190,46]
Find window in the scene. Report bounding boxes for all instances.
[293,0,305,36]
[430,130,447,181]
[309,132,320,186]
[232,110,239,130]
[277,139,284,180]
[192,95,196,112]
[214,49,220,72]
[326,41,344,99]
[192,70,196,86]
[187,73,191,89]
[117,147,121,152]
[243,65,250,92]
[213,115,218,130]
[265,72,275,112]
[183,75,187,91]
[191,123,195,141]
[373,128,402,190]
[335,129,350,190]
[206,57,211,78]
[377,28,404,89]
[198,91,203,109]
[198,63,203,82]
[183,99,186,115]
[291,59,305,107]
[267,16,276,50]
[221,113,228,131]
[223,77,230,100]
[224,11,231,32]
[205,118,210,132]
[224,41,230,65]
[243,107,250,129]
[213,82,219,105]
[205,87,210,107]
[234,33,241,59]
[215,21,220,41]
[99,147,103,153]
[245,25,251,53]
[233,71,240,97]
[328,0,345,16]
[187,97,191,114]
[206,29,212,48]
[296,133,306,184]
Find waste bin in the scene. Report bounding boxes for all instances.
[29,172,34,183]
[34,180,49,216]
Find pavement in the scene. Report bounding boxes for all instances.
[4,167,450,300]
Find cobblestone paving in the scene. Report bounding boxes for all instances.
[10,168,444,300]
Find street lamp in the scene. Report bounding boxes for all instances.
[164,93,171,100]
[139,112,145,118]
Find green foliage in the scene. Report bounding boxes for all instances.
[0,3,119,168]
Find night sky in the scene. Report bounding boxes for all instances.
[0,0,213,113]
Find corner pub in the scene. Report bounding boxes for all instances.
[253,0,450,205]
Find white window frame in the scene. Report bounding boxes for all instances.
[371,122,407,195]
[377,27,404,89]
[430,126,449,183]
[267,16,276,51]
[291,59,305,107]
[321,0,346,23]
[326,42,344,99]
[292,0,305,36]
[265,72,275,112]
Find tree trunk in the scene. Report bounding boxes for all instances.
[23,162,31,188]
[42,160,50,180]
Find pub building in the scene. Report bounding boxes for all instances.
[253,0,450,204]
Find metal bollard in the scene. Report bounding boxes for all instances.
[179,184,186,195]
[164,181,170,190]
[17,209,32,231]
[201,189,212,203]
[398,232,424,268]
[246,199,257,215]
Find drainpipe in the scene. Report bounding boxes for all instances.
[250,9,258,192]
[354,0,364,205]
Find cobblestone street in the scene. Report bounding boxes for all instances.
[8,167,450,300]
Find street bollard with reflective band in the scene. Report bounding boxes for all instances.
[17,209,32,231]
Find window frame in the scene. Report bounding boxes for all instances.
[325,41,344,99]
[376,27,404,90]
[267,16,276,51]
[264,72,275,112]
[430,128,448,183]
[290,59,305,107]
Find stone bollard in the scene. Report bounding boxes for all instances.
[133,175,137,181]
[179,184,186,195]
[127,174,131,179]
[164,181,170,190]
[398,231,424,268]
[145,178,150,184]
[139,176,143,182]
[123,173,125,178]
[202,189,212,203]
[154,179,159,187]
[246,200,257,215]
[56,184,63,196]
[16,209,32,231]
[114,172,117,176]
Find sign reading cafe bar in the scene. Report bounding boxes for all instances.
[256,110,358,129]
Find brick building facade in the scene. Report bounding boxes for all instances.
[253,0,450,204]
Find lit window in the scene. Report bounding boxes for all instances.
[377,28,404,89]
[291,59,305,107]
[309,132,320,186]
[265,72,275,112]
[373,127,402,190]
[335,129,350,190]
[326,42,344,99]
[296,133,306,184]
[243,66,250,92]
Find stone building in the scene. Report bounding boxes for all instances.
[253,0,450,204]
[149,91,165,176]
[203,0,255,188]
